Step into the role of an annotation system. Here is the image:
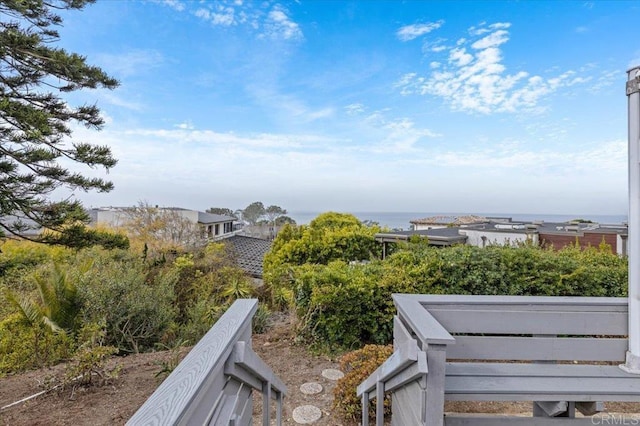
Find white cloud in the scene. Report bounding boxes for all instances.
[306,108,334,121]
[65,118,625,214]
[422,37,448,53]
[345,103,365,115]
[589,70,619,93]
[195,5,236,26]
[378,118,441,152]
[195,8,209,19]
[411,140,625,176]
[100,92,144,111]
[396,21,444,42]
[264,6,303,40]
[94,49,164,78]
[180,2,301,40]
[157,0,185,12]
[471,30,509,49]
[395,22,590,114]
[175,121,194,130]
[449,48,473,67]
[469,22,511,36]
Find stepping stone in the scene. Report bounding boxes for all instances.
[300,382,323,395]
[292,405,322,424]
[321,368,344,381]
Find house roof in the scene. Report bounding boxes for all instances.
[410,215,488,226]
[462,221,537,234]
[224,235,272,278]
[536,221,628,236]
[197,211,236,224]
[375,227,468,245]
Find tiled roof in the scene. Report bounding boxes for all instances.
[410,215,488,225]
[225,235,272,278]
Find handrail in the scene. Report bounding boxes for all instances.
[393,295,455,346]
[225,341,287,425]
[357,339,421,397]
[127,299,285,426]
[357,339,428,426]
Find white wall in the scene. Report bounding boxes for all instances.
[413,224,448,231]
[459,229,538,247]
[94,209,130,227]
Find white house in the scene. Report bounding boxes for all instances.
[88,206,236,240]
[459,222,539,247]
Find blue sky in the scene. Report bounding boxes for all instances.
[56,0,639,215]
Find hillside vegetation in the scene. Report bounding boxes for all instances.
[1,212,628,374]
[265,213,628,351]
[0,235,268,377]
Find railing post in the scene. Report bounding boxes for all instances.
[362,392,369,426]
[262,381,271,425]
[376,381,385,426]
[276,392,284,425]
[623,65,640,374]
[423,344,447,426]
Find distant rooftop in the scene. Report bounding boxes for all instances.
[410,215,488,225]
[375,227,468,246]
[224,235,272,278]
[197,211,235,224]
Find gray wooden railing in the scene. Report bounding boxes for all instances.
[127,299,286,426]
[359,294,640,426]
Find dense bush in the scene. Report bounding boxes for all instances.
[264,212,381,308]
[333,344,393,422]
[76,249,178,353]
[0,238,263,374]
[0,313,73,375]
[287,243,627,352]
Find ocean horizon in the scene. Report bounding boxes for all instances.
[288,211,628,231]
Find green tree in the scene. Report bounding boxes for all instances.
[265,205,287,225]
[241,201,265,225]
[0,0,118,241]
[122,202,200,253]
[275,215,296,226]
[263,212,382,307]
[6,262,81,335]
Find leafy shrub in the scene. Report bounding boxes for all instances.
[291,244,628,352]
[252,304,271,334]
[77,250,178,353]
[295,261,393,351]
[264,212,381,310]
[65,322,119,387]
[0,313,73,375]
[178,299,228,344]
[333,344,393,422]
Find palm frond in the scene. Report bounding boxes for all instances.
[4,289,42,327]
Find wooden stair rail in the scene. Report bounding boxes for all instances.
[127,299,286,426]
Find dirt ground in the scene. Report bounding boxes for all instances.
[0,315,348,426]
[2,315,640,425]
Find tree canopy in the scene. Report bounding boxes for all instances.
[241,201,265,225]
[236,201,292,227]
[0,0,118,242]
